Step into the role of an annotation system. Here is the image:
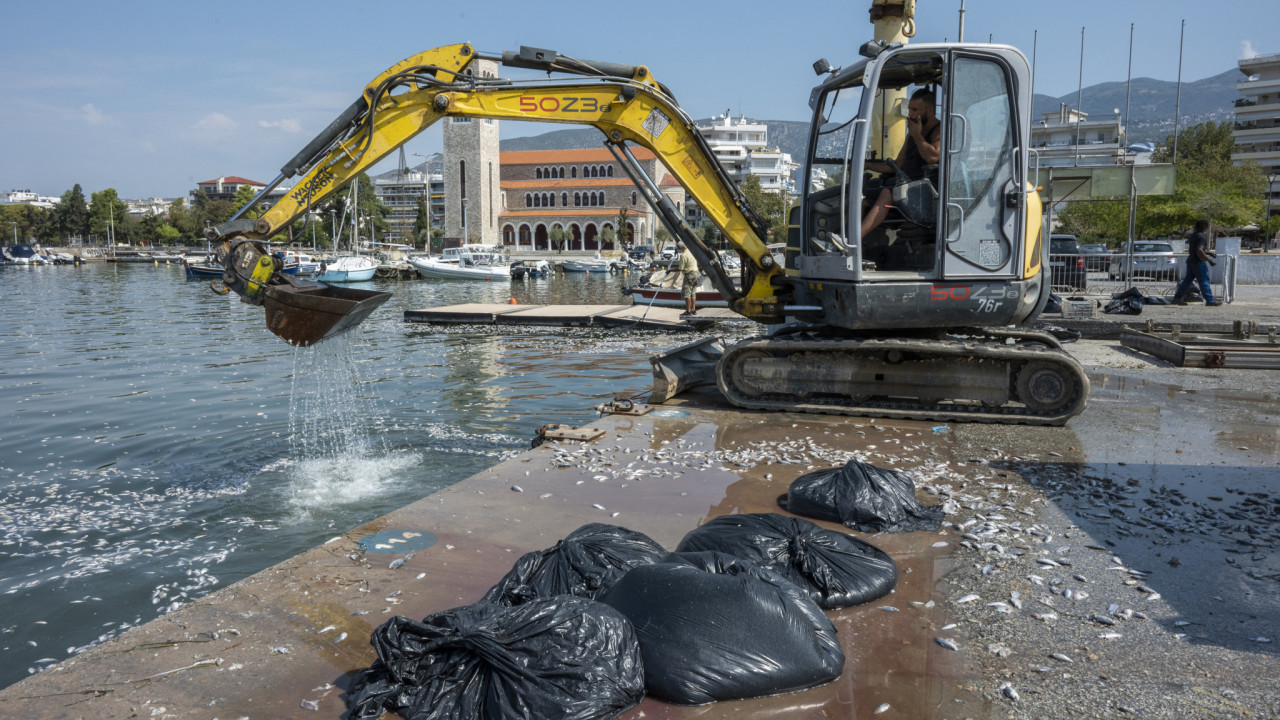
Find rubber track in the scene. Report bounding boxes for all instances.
[717,332,1090,426]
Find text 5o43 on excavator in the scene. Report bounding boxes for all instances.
[208,38,1088,426]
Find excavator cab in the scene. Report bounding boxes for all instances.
[789,43,1046,330]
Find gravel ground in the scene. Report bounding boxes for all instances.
[921,335,1280,719]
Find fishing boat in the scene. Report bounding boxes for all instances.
[183,258,223,280]
[408,245,510,280]
[315,255,378,283]
[510,259,550,279]
[281,251,320,276]
[623,268,732,308]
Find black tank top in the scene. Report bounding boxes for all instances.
[901,121,940,182]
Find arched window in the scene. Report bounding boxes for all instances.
[592,166,600,178]
[534,194,542,208]
[574,192,581,207]
[590,193,598,207]
[607,165,614,178]
[582,165,589,177]
[548,193,555,207]
[535,168,542,180]
[525,193,531,208]
[561,192,568,206]
[571,167,577,179]
[631,191,637,206]
[558,167,564,179]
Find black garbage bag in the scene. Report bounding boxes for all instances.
[675,513,897,609]
[1104,287,1144,315]
[598,551,843,705]
[481,523,669,606]
[347,595,645,720]
[1044,291,1063,314]
[782,460,945,534]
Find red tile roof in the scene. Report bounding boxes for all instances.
[197,176,264,186]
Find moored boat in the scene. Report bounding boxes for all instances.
[315,255,378,283]
[408,245,510,280]
[183,259,223,280]
[623,268,732,308]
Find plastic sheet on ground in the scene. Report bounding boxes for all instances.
[782,460,945,534]
[481,523,669,606]
[347,595,645,720]
[1104,287,1145,315]
[599,550,844,705]
[674,512,898,609]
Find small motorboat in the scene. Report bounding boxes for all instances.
[510,259,550,279]
[409,245,511,280]
[4,244,44,265]
[184,258,223,279]
[560,255,611,273]
[315,255,378,283]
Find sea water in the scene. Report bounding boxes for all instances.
[0,261,689,687]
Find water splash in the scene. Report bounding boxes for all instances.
[284,335,418,515]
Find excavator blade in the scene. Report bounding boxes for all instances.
[261,281,392,347]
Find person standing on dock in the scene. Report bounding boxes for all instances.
[677,240,699,317]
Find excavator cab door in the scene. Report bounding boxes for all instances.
[939,49,1025,279]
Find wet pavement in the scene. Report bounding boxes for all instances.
[2,295,1278,719]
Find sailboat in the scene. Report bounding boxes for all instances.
[316,178,377,283]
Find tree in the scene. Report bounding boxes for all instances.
[88,189,128,244]
[412,195,432,249]
[655,225,673,248]
[232,184,262,219]
[1144,121,1265,235]
[53,184,90,243]
[600,225,616,248]
[739,174,789,242]
[548,225,565,252]
[168,199,198,241]
[615,207,630,247]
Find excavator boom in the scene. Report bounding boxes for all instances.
[210,43,787,346]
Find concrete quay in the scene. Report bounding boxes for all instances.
[2,290,1278,719]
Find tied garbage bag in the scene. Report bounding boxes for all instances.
[782,460,945,534]
[1104,286,1145,315]
[675,513,897,609]
[599,551,844,705]
[1044,291,1063,314]
[481,523,668,606]
[347,595,645,720]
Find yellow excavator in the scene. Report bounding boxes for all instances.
[208,28,1089,425]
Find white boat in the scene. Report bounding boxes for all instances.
[315,255,378,283]
[408,245,510,280]
[561,255,611,273]
[282,251,320,276]
[624,268,732,308]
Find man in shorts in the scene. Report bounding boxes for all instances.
[677,240,699,317]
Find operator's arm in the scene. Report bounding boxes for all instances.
[909,116,940,165]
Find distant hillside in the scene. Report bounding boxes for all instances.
[499,68,1242,156]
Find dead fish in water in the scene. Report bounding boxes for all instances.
[956,593,981,604]
[301,699,320,711]
[878,606,900,612]
[987,601,1015,614]
[271,646,291,654]
[387,558,406,570]
[1032,611,1059,622]
[1009,591,1023,610]
[1094,615,1117,626]
[874,703,891,714]
[935,637,959,651]
[1000,684,1021,702]
[1050,653,1073,663]
[334,632,348,643]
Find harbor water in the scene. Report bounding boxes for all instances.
[0,261,708,688]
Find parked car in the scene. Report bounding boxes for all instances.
[1080,242,1110,271]
[1048,235,1087,290]
[660,244,678,261]
[1107,241,1180,281]
[628,245,653,261]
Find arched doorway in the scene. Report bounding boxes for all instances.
[569,224,583,251]
[502,224,515,246]
[518,224,532,248]
[534,224,549,251]
[584,223,599,251]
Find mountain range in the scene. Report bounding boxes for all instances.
[498,68,1243,160]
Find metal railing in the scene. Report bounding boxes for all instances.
[1048,252,1235,303]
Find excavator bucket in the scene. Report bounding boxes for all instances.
[260,281,392,347]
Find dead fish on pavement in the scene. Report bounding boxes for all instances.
[956,593,981,604]
[1050,653,1073,663]
[874,703,891,714]
[999,683,1021,701]
[936,637,959,651]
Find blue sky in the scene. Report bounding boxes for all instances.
[2,0,1275,199]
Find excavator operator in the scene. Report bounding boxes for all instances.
[860,87,940,238]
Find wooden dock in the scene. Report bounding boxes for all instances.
[404,303,741,331]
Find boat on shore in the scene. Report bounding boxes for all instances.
[315,255,378,283]
[409,245,510,280]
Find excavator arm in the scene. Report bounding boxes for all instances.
[210,43,788,346]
